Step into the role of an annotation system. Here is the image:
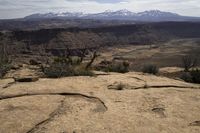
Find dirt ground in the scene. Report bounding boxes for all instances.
[99,38,200,70]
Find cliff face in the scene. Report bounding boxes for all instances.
[1,22,200,57]
[11,22,200,44]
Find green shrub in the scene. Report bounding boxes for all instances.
[142,64,159,75]
[53,57,70,64]
[0,40,11,78]
[0,56,11,79]
[43,60,94,78]
[104,61,129,73]
[43,63,72,78]
[70,56,82,65]
[180,72,193,83]
[0,64,9,78]
[182,55,198,72]
[53,56,82,66]
[73,66,94,76]
[190,69,200,84]
[180,69,200,84]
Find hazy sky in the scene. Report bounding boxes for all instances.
[0,0,200,19]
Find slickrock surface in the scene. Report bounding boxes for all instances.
[0,72,200,133]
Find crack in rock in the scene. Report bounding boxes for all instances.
[152,107,166,118]
[128,76,199,90]
[0,92,107,110]
[133,85,198,90]
[130,76,146,82]
[0,93,108,133]
[108,82,197,90]
[189,121,200,126]
[0,92,107,133]
[26,97,66,133]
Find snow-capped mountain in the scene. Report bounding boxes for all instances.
[24,9,200,22]
[137,10,179,17]
[84,9,136,20]
[25,12,85,19]
[94,9,136,17]
[84,10,182,21]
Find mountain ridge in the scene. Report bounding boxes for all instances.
[24,9,200,22]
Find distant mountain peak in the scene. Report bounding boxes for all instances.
[114,9,135,16]
[104,10,114,13]
[137,10,180,17]
[117,9,132,13]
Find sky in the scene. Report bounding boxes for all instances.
[0,0,200,19]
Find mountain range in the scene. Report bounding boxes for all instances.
[24,9,200,22]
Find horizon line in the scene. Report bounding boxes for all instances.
[1,9,200,20]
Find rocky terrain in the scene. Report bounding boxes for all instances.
[0,66,200,133]
[0,20,200,133]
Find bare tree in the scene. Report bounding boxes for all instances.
[79,48,87,63]
[86,51,100,70]
[182,55,198,72]
[38,43,50,64]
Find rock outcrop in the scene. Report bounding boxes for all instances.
[0,72,200,133]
